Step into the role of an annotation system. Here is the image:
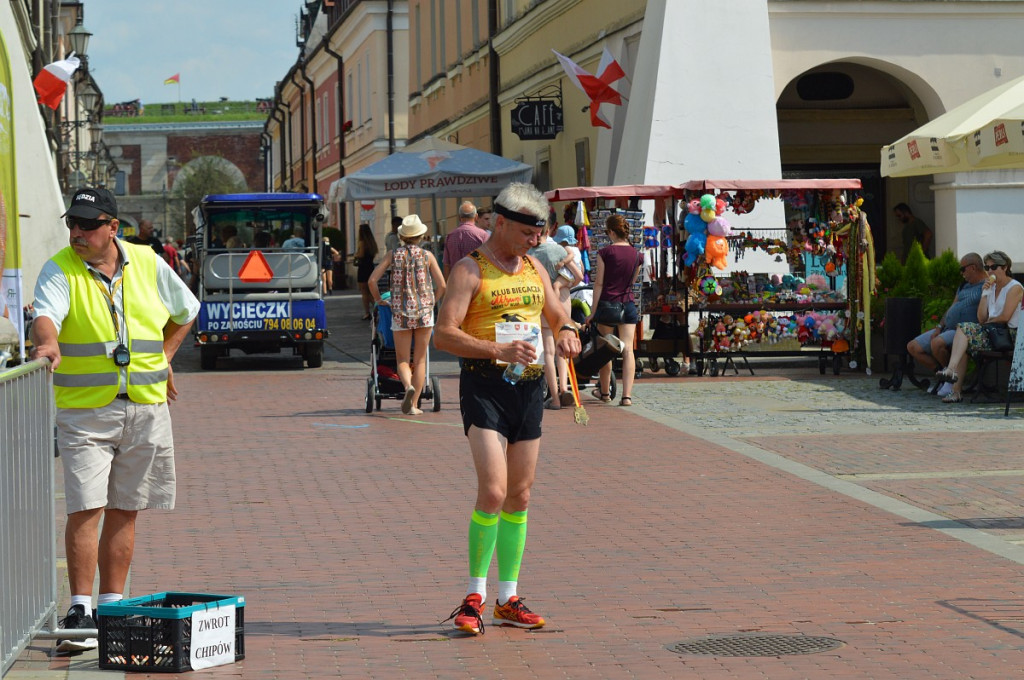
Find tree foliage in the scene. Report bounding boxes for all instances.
[871,246,964,332]
[172,155,247,233]
[927,250,963,293]
[893,241,931,299]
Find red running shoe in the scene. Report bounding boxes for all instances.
[492,596,545,629]
[445,593,485,635]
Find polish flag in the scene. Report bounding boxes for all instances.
[552,48,627,128]
[33,54,81,110]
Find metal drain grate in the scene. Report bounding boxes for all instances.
[667,634,844,657]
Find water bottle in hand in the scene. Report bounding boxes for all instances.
[503,325,541,385]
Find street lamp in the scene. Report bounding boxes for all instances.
[78,81,99,114]
[88,121,103,149]
[95,156,108,185]
[67,22,92,65]
[164,156,177,238]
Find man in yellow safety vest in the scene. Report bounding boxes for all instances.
[30,187,199,654]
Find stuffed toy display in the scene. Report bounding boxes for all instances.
[670,188,866,364]
[683,211,707,267]
[705,234,729,270]
[684,194,730,268]
[695,309,850,353]
[685,194,730,271]
[707,216,732,237]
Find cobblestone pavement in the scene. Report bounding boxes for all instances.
[9,292,1024,680]
[634,372,1024,436]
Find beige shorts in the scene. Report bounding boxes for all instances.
[57,400,176,514]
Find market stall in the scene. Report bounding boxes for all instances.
[545,179,875,376]
[328,136,532,241]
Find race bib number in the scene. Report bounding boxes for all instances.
[494,321,543,366]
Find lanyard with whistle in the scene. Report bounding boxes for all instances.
[91,275,124,337]
[91,274,131,367]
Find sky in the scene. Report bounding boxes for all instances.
[83,1,306,106]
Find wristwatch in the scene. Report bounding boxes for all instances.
[558,324,578,334]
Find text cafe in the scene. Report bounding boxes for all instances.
[511,99,563,141]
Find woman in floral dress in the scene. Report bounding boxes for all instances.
[369,215,446,414]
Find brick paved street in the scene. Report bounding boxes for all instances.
[9,292,1024,679]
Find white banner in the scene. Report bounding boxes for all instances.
[190,605,235,670]
[2,267,24,361]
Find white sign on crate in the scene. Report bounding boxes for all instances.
[190,605,235,670]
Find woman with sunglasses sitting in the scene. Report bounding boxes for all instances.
[936,250,1023,403]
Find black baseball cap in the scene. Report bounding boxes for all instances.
[62,188,119,220]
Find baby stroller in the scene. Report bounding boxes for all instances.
[568,285,619,400]
[364,294,441,413]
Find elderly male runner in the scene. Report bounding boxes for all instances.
[435,182,581,634]
[31,188,198,653]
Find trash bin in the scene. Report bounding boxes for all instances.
[883,297,922,355]
[879,297,925,391]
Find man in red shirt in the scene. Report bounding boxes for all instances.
[162,238,178,267]
[443,201,490,278]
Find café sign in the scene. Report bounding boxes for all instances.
[511,99,563,140]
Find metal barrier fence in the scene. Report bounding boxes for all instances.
[1,360,56,676]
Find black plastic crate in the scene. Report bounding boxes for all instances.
[97,592,245,672]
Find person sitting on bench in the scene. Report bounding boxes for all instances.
[907,252,985,396]
[936,250,1023,403]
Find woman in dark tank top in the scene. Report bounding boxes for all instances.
[586,214,642,406]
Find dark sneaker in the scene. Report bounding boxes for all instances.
[443,593,485,635]
[493,596,545,629]
[56,605,98,654]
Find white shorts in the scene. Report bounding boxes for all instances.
[57,400,176,514]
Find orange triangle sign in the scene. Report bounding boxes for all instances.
[238,250,274,282]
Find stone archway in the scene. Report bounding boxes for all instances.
[776,61,938,259]
[169,156,249,237]
[172,155,248,192]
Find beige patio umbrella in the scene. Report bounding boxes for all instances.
[881,73,1024,177]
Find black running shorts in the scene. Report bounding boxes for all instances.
[459,370,543,443]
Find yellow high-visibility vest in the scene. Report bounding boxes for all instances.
[52,241,169,408]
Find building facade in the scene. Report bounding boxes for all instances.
[269,0,1024,272]
[265,0,410,260]
[102,120,264,241]
[1,0,110,346]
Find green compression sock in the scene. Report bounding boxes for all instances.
[497,510,528,582]
[468,509,499,578]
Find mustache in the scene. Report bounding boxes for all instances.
[70,238,88,247]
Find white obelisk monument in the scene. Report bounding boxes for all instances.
[615,0,782,185]
[611,0,785,273]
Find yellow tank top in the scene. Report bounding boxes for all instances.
[462,249,545,345]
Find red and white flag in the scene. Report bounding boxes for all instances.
[552,48,627,128]
[33,54,81,110]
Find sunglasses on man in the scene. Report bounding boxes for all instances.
[65,216,112,231]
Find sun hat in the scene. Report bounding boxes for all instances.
[554,224,577,245]
[399,214,428,238]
